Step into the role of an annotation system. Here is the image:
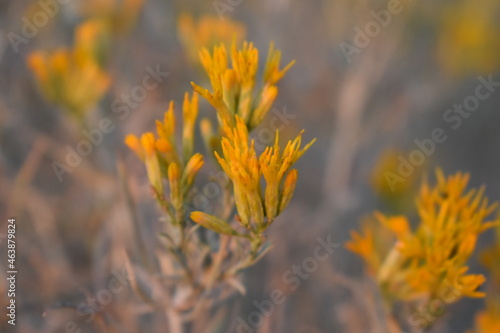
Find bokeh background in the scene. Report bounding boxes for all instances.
[1,0,500,332]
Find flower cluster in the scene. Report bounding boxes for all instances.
[190,116,314,235]
[27,20,111,117]
[125,93,203,216]
[347,169,499,304]
[191,41,295,130]
[124,41,313,304]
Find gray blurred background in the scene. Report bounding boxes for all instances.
[1,0,500,332]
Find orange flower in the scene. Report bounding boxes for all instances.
[348,169,499,304]
[125,93,203,201]
[192,41,294,130]
[192,116,314,232]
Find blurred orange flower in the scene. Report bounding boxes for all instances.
[348,169,499,304]
[27,20,110,117]
[437,0,500,76]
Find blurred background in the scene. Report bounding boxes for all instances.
[1,0,500,332]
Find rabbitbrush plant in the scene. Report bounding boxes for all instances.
[125,40,314,330]
[347,169,500,332]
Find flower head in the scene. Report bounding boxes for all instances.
[193,116,314,231]
[259,130,315,221]
[191,42,294,130]
[125,132,162,194]
[215,117,261,227]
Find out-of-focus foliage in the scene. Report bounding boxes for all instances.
[480,224,500,289]
[436,0,500,77]
[471,299,500,333]
[177,13,246,64]
[470,224,500,332]
[79,0,145,34]
[27,20,111,118]
[370,149,424,212]
[123,40,314,321]
[195,116,314,230]
[7,0,500,331]
[192,42,294,133]
[348,169,499,328]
